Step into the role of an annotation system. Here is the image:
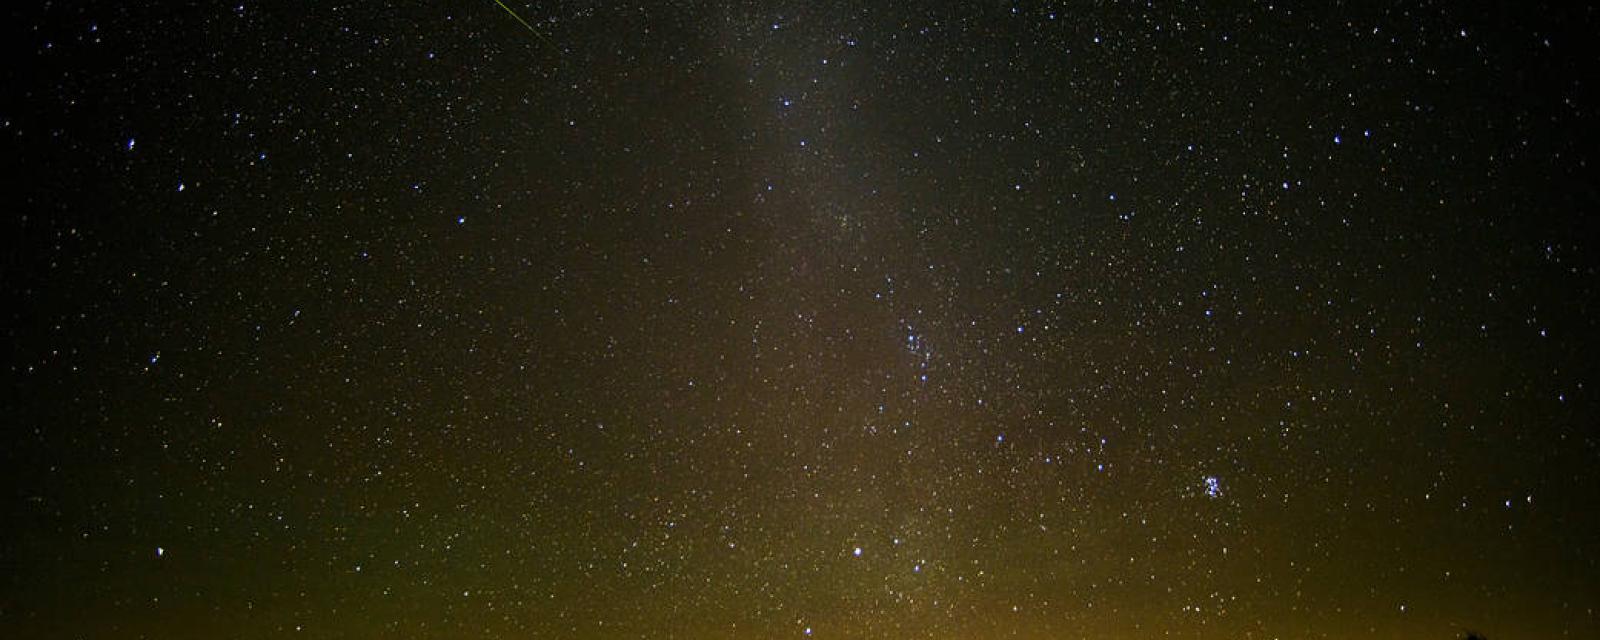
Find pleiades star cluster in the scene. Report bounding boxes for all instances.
[3,2,1597,639]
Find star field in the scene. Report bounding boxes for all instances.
[2,2,1598,639]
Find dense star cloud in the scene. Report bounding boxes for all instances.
[2,2,1597,638]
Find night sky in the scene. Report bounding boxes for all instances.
[4,2,1599,638]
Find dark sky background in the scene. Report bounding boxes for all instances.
[3,1,1598,638]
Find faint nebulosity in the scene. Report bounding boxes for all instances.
[2,2,1597,638]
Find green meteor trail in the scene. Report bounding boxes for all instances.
[491,0,557,50]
